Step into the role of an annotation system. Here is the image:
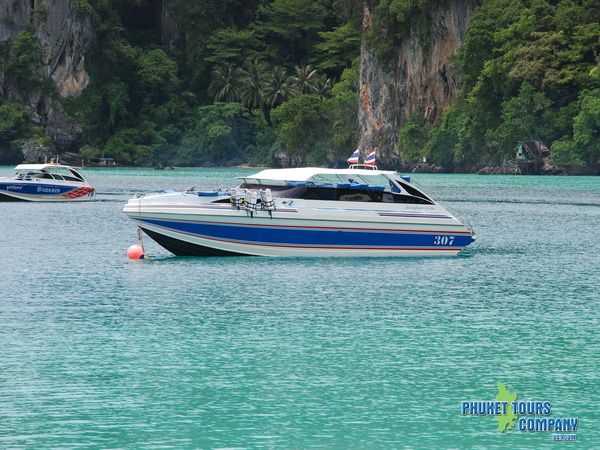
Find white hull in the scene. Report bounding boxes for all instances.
[124,191,475,257]
[0,188,95,202]
[0,164,95,202]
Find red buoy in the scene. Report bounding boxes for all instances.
[127,244,145,259]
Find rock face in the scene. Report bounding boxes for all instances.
[0,0,92,150]
[358,0,481,160]
[41,1,92,97]
[0,0,30,42]
[21,139,52,163]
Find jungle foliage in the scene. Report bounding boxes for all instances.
[0,0,361,165]
[394,0,600,168]
[0,0,597,169]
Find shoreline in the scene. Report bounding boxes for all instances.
[87,164,600,176]
[3,161,598,176]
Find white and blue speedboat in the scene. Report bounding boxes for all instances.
[0,163,95,202]
[123,167,475,257]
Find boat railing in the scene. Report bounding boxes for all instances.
[348,164,378,170]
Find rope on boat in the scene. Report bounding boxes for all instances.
[136,226,145,252]
[135,192,146,254]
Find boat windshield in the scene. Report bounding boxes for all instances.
[49,167,84,181]
[239,175,434,205]
[66,168,85,181]
[308,173,391,187]
[14,168,84,182]
[15,171,53,180]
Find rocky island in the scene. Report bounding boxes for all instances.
[0,0,598,174]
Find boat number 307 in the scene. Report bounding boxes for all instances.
[433,235,455,246]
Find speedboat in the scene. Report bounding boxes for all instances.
[0,163,95,202]
[123,166,476,257]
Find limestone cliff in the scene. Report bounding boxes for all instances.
[0,0,92,150]
[358,0,480,162]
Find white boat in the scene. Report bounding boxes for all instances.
[123,166,475,257]
[0,163,95,202]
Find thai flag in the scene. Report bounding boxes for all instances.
[347,148,360,165]
[364,148,377,166]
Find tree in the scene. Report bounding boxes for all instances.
[2,30,46,92]
[137,49,180,98]
[322,90,357,164]
[509,31,570,92]
[168,0,239,38]
[290,65,319,94]
[238,59,268,109]
[205,27,261,65]
[0,101,26,144]
[552,89,600,166]
[208,64,242,102]
[264,66,293,108]
[397,113,430,161]
[385,0,432,25]
[572,89,600,164]
[104,81,129,131]
[271,94,329,164]
[314,22,360,73]
[0,100,42,164]
[311,75,333,100]
[486,82,553,159]
[177,103,266,165]
[102,121,164,164]
[253,0,327,63]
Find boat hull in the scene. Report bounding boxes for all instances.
[0,181,95,202]
[0,190,27,201]
[142,228,249,256]
[138,223,468,257]
[126,197,474,257]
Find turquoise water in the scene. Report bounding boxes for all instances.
[0,167,599,448]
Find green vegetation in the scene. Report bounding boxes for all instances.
[0,0,597,170]
[0,30,50,163]
[0,101,27,163]
[369,0,433,66]
[74,0,361,166]
[0,0,361,166]
[395,0,600,169]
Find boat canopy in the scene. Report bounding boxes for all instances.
[237,167,434,204]
[240,167,397,185]
[15,164,81,172]
[13,164,86,182]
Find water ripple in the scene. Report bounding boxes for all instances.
[0,169,599,448]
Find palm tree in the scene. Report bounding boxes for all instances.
[290,64,318,94]
[312,75,333,100]
[208,64,241,102]
[264,66,293,108]
[238,59,268,109]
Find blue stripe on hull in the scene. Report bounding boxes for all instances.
[138,217,474,249]
[0,182,76,196]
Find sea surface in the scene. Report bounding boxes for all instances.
[0,167,598,448]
